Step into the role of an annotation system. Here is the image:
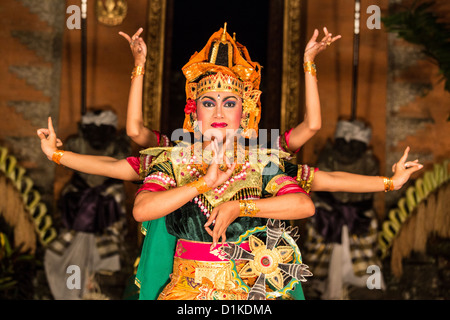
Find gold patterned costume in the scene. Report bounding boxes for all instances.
[136,142,308,300]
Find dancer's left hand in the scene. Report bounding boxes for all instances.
[204,200,240,250]
[304,27,341,62]
[391,146,423,190]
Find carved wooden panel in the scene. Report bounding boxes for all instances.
[143,0,166,131]
[281,0,302,134]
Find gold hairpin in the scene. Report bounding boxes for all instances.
[221,22,228,43]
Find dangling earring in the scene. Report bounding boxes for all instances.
[240,115,248,132]
[193,119,199,132]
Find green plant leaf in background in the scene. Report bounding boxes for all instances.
[382,0,450,92]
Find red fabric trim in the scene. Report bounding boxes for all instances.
[284,128,301,154]
[152,130,161,145]
[276,183,308,196]
[126,156,140,174]
[136,182,167,195]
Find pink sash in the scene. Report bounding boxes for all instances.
[174,239,250,262]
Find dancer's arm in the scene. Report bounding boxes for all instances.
[204,192,315,247]
[283,27,341,153]
[135,177,313,244]
[311,147,423,192]
[133,139,314,224]
[37,117,139,181]
[119,28,158,148]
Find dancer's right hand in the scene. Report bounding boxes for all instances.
[203,139,236,190]
[37,117,63,161]
[391,146,423,190]
[119,27,147,67]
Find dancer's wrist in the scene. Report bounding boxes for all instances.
[134,59,146,67]
[131,65,145,79]
[51,150,65,165]
[187,177,213,194]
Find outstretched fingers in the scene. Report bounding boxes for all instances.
[405,161,422,172]
[205,208,218,248]
[331,34,342,43]
[309,28,319,43]
[392,146,411,172]
[119,27,143,45]
[118,31,131,43]
[391,147,423,190]
[320,27,331,43]
[38,117,56,141]
[47,116,56,135]
[204,207,228,250]
[400,146,411,163]
[204,208,217,230]
[132,28,143,40]
[225,161,237,175]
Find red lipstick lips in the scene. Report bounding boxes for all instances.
[211,122,228,128]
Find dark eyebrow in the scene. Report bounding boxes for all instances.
[200,96,217,101]
[223,96,238,100]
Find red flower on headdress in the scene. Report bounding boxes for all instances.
[184,99,197,114]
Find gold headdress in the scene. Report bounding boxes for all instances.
[182,23,262,138]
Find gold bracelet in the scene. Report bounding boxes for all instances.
[187,177,212,194]
[239,200,260,217]
[303,61,316,77]
[52,150,65,165]
[131,65,145,79]
[383,177,394,192]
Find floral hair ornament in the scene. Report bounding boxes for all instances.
[182,23,262,137]
[183,98,198,133]
[184,99,197,114]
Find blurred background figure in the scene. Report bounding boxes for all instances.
[303,120,385,299]
[44,109,130,300]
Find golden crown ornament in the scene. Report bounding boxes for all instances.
[182,23,262,138]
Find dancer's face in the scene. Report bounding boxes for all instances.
[195,91,243,141]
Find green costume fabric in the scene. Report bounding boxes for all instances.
[135,219,176,300]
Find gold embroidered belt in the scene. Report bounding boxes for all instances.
[158,239,252,300]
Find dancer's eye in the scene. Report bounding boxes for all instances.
[202,100,215,108]
[223,101,236,108]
